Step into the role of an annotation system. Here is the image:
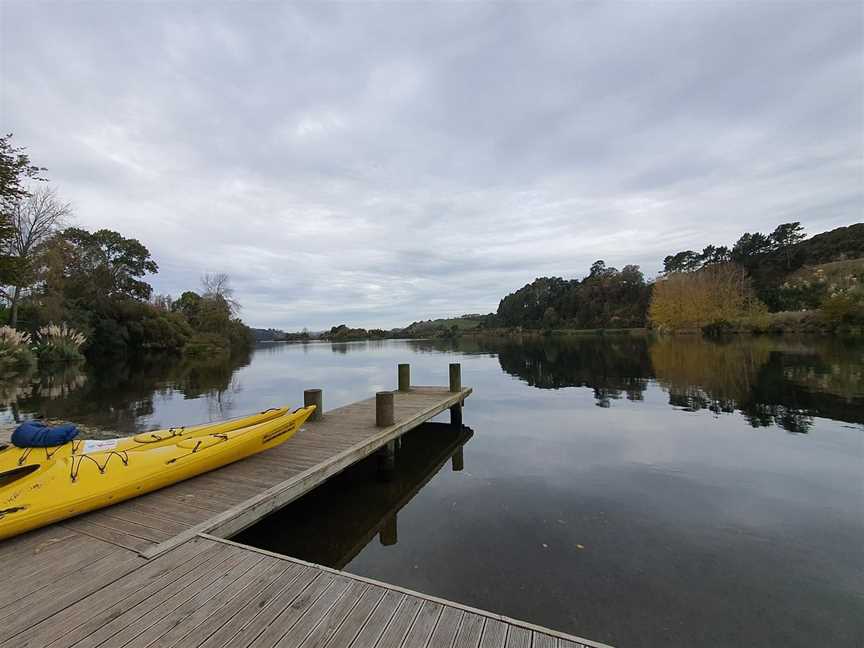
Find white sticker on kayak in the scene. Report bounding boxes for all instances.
[81,439,119,454]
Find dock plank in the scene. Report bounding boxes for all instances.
[400,599,443,648]
[246,572,338,648]
[452,613,485,648]
[0,542,144,644]
[224,567,322,648]
[345,590,404,648]
[12,538,219,648]
[178,561,300,646]
[479,620,508,648]
[532,634,558,648]
[504,626,532,648]
[427,606,464,648]
[68,545,243,648]
[191,564,307,648]
[374,595,423,648]
[317,587,386,648]
[271,577,354,648]
[121,552,267,648]
[297,581,368,648]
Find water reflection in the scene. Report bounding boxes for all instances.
[413,335,864,432]
[2,336,861,439]
[0,365,87,420]
[0,349,252,436]
[236,422,473,569]
[651,336,864,431]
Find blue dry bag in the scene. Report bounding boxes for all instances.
[11,420,79,448]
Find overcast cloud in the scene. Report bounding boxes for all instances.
[1,2,861,329]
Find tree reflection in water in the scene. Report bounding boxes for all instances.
[414,334,864,433]
[0,348,252,437]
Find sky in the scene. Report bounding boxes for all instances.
[1,2,862,330]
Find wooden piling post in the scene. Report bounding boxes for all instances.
[376,391,394,427]
[449,363,462,392]
[304,389,323,422]
[449,363,463,424]
[398,364,411,392]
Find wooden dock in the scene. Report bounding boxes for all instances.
[0,365,612,648]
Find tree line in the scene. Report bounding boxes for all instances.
[497,261,651,330]
[0,134,252,362]
[496,221,863,332]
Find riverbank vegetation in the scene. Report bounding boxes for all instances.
[493,222,863,336]
[0,135,253,372]
[258,221,862,343]
[0,326,35,374]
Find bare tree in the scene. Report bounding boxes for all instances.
[150,293,174,312]
[201,272,240,315]
[4,186,71,326]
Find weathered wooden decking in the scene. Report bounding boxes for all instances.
[0,382,612,648]
[0,532,604,648]
[55,386,473,557]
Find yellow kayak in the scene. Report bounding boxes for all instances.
[0,406,314,540]
[0,407,291,470]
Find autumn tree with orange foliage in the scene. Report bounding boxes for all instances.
[649,264,765,331]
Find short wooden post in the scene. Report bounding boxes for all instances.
[449,363,461,392]
[451,446,464,472]
[376,391,394,427]
[449,363,462,425]
[304,389,323,422]
[398,364,411,392]
[379,512,397,546]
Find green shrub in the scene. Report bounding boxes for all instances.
[736,310,830,335]
[83,301,192,357]
[0,326,36,374]
[34,323,87,366]
[821,286,864,325]
[184,333,230,359]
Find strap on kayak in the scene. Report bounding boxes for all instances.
[137,427,185,444]
[70,450,130,481]
[16,444,64,466]
[165,433,229,464]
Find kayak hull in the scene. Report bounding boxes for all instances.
[0,406,314,541]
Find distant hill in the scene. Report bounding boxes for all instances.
[491,222,863,331]
[251,328,286,341]
[790,222,864,264]
[400,314,497,337]
[259,224,864,340]
[747,222,864,293]
[746,223,864,309]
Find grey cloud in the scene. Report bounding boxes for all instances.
[1,1,861,329]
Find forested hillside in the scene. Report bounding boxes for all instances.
[495,222,864,331]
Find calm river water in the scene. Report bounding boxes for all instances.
[1,335,862,648]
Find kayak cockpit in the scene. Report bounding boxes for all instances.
[0,464,40,489]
